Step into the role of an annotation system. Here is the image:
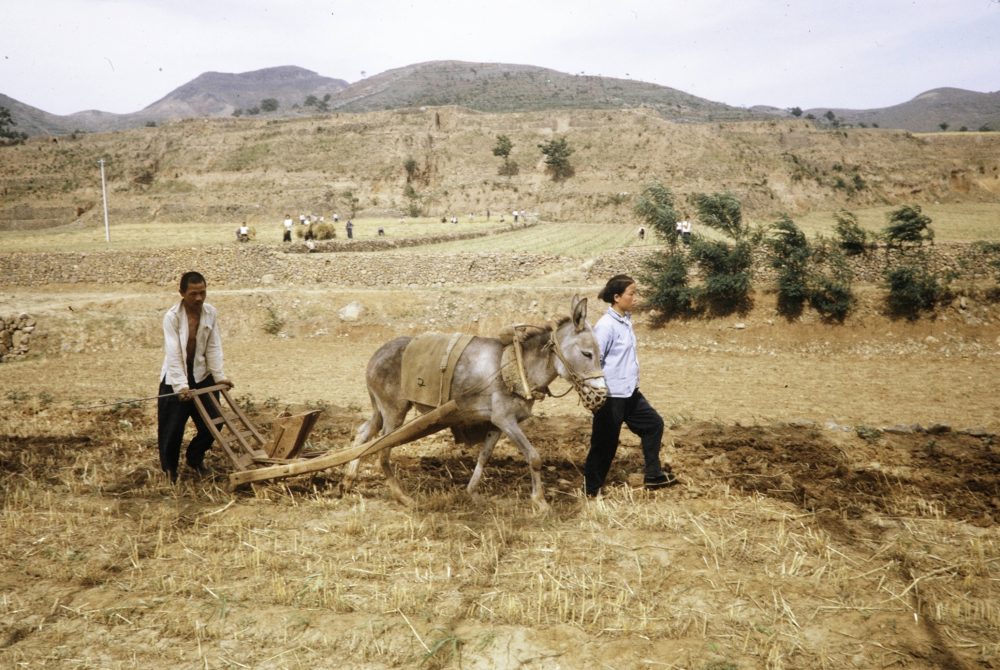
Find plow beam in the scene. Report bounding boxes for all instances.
[228,400,457,488]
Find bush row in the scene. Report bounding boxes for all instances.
[634,183,1000,322]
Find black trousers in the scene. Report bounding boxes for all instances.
[585,389,665,494]
[157,375,219,478]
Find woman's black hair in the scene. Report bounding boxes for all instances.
[598,274,635,304]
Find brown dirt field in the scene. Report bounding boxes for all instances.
[2,274,999,669]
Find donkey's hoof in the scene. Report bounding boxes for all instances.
[389,489,417,508]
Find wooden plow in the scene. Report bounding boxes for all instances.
[189,384,456,488]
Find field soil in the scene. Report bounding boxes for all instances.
[2,246,1000,669]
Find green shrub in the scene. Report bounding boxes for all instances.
[833,209,868,255]
[767,217,810,318]
[493,133,516,175]
[691,238,753,315]
[404,158,419,182]
[640,249,695,318]
[492,134,513,160]
[643,192,765,319]
[884,205,934,249]
[537,136,575,181]
[884,262,945,319]
[809,276,854,322]
[690,192,746,240]
[686,193,757,314]
[634,182,680,245]
[689,194,750,312]
[768,217,856,322]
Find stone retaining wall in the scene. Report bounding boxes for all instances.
[0,231,995,291]
[1,314,35,362]
[0,244,578,288]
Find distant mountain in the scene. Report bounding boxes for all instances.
[0,93,82,136]
[323,60,753,121]
[0,92,156,135]
[807,88,1000,132]
[140,65,348,120]
[0,61,756,135]
[1,66,348,135]
[2,63,998,136]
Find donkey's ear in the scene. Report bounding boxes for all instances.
[571,295,587,332]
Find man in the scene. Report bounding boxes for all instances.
[157,271,233,482]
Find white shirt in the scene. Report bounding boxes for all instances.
[592,307,640,398]
[159,302,226,393]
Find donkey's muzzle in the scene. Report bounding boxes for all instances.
[577,380,608,413]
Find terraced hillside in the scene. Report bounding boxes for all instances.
[2,108,999,231]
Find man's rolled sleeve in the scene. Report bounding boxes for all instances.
[162,311,189,393]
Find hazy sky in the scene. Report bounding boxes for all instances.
[2,0,998,116]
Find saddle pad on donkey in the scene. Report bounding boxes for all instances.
[401,332,474,407]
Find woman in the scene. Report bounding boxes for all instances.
[585,274,677,496]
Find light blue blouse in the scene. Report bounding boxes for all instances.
[592,307,639,398]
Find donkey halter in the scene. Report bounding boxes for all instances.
[543,323,608,412]
[503,322,607,412]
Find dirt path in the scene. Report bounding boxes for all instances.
[2,283,997,432]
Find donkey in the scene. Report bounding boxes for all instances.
[341,296,607,510]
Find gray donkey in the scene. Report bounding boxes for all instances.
[341,296,607,510]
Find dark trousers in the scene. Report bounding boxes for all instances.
[585,389,665,494]
[157,375,219,478]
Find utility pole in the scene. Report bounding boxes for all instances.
[99,158,110,243]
